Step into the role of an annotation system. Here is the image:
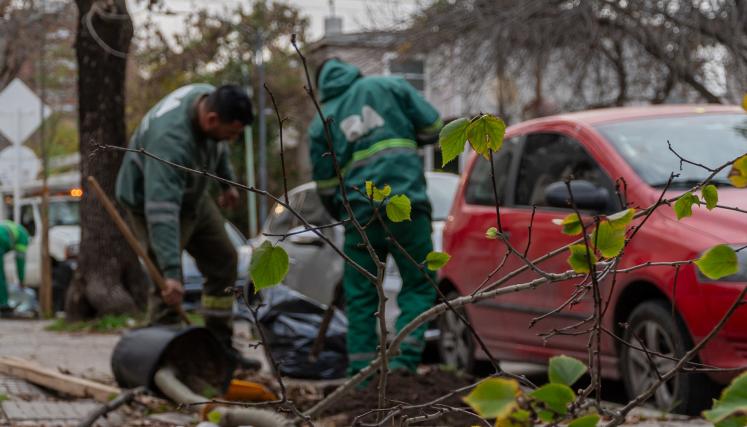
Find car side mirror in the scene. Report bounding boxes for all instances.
[545,180,610,212]
[287,226,325,247]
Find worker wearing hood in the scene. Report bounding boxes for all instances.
[308,58,443,375]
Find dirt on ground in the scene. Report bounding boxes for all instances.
[314,367,478,426]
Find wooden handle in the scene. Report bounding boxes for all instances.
[87,176,190,325]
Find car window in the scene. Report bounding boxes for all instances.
[49,200,80,226]
[426,174,459,220]
[514,133,614,209]
[265,191,305,235]
[297,190,333,226]
[20,205,35,237]
[465,147,513,206]
[223,222,246,248]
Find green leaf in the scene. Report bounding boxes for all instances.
[425,251,451,271]
[695,244,739,280]
[607,208,636,230]
[730,156,747,188]
[439,118,469,166]
[466,114,506,159]
[530,383,575,415]
[548,355,588,386]
[365,181,392,202]
[463,378,519,420]
[717,416,747,427]
[567,244,598,274]
[537,410,555,423]
[704,372,747,424]
[486,227,499,239]
[590,221,626,258]
[250,241,289,291]
[207,409,223,424]
[673,192,700,220]
[703,185,719,210]
[386,194,412,222]
[496,409,532,427]
[568,414,601,427]
[552,213,582,235]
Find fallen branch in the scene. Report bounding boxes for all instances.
[78,386,146,427]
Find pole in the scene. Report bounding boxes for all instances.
[38,1,52,316]
[256,8,267,226]
[241,64,258,237]
[13,113,21,223]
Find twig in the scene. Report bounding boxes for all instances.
[607,281,747,426]
[290,34,390,410]
[264,83,290,206]
[667,140,716,172]
[78,386,146,427]
[303,270,581,418]
[95,144,376,283]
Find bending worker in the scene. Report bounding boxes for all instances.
[0,220,29,316]
[116,84,259,369]
[308,58,443,375]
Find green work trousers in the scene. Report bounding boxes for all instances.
[128,197,238,349]
[343,212,436,375]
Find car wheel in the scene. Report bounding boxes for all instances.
[620,300,716,415]
[436,291,474,372]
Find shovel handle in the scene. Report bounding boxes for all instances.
[87,176,190,325]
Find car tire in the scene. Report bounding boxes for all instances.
[620,300,717,415]
[436,291,475,372]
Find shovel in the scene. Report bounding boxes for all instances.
[87,176,190,325]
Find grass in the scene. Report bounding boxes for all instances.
[45,312,205,333]
[45,314,141,333]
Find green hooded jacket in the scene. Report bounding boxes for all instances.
[308,59,442,223]
[115,84,235,279]
[0,221,29,284]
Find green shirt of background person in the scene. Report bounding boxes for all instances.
[0,220,29,313]
[115,84,259,370]
[308,58,443,376]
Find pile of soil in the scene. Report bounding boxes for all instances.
[320,367,480,426]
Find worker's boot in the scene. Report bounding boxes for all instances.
[205,315,262,372]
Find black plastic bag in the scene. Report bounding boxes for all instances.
[243,285,348,379]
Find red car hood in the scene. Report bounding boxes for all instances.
[662,188,747,244]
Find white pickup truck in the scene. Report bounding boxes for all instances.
[3,196,80,309]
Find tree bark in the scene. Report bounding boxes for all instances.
[66,0,146,319]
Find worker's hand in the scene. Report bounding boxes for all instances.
[219,187,240,209]
[161,278,184,306]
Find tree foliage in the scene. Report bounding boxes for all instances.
[406,0,746,121]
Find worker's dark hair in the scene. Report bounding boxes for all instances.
[205,84,253,126]
[315,57,341,88]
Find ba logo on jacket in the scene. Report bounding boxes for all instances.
[340,105,384,142]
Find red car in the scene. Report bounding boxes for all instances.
[438,105,747,413]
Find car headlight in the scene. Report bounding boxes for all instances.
[696,245,747,283]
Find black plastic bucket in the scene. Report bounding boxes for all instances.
[110,325,236,395]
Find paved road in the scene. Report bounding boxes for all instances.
[0,319,120,384]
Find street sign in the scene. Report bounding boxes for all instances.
[0,146,41,188]
[0,78,51,145]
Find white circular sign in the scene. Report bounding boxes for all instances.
[0,146,40,187]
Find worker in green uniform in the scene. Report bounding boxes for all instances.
[308,58,443,375]
[0,220,29,316]
[116,84,259,369]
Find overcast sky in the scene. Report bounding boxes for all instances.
[127,0,424,43]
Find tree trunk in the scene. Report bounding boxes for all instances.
[66,0,146,319]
